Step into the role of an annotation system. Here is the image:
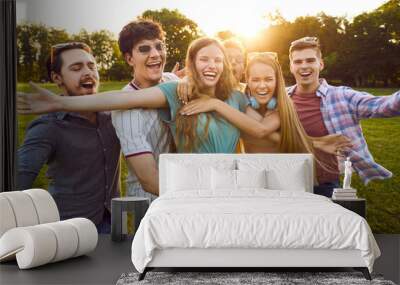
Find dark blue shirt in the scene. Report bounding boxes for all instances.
[17,111,121,225]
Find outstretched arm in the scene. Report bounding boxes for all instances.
[347,88,400,119]
[311,134,352,156]
[180,97,280,138]
[18,82,168,114]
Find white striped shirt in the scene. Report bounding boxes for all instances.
[111,73,178,200]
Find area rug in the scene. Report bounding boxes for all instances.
[116,271,396,285]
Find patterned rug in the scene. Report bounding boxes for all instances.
[116,271,396,285]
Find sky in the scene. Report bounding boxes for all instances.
[16,0,388,38]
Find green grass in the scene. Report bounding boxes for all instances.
[17,83,400,233]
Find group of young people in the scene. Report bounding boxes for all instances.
[17,19,400,232]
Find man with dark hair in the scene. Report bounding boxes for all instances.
[17,42,121,233]
[287,36,400,197]
[112,19,178,201]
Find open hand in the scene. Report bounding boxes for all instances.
[171,62,186,78]
[179,96,219,115]
[312,134,353,157]
[17,82,61,114]
[177,77,194,105]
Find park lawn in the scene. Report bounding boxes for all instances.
[17,82,400,233]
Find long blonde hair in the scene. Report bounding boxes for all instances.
[175,37,236,152]
[245,53,313,154]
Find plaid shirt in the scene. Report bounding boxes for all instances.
[287,79,400,185]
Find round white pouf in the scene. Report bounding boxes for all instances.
[23,189,60,224]
[0,196,17,237]
[65,218,98,257]
[0,218,98,269]
[0,226,57,269]
[0,192,39,227]
[42,221,79,262]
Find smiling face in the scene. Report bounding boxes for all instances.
[126,38,166,88]
[194,44,225,91]
[52,48,99,96]
[289,48,324,93]
[247,62,276,107]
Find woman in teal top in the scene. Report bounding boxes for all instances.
[19,37,281,153]
[158,81,247,153]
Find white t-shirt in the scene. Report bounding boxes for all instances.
[111,72,178,199]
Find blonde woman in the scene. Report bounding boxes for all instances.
[179,52,351,156]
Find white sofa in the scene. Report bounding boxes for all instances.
[0,189,98,269]
[131,154,380,280]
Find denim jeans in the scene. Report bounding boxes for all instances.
[313,181,340,198]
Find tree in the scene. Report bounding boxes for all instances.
[345,0,400,87]
[104,42,131,81]
[17,23,69,82]
[141,9,202,71]
[72,29,117,72]
[17,23,39,82]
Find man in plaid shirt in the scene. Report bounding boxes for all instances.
[287,37,400,197]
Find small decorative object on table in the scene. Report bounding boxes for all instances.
[332,157,366,218]
[332,157,358,200]
[111,197,150,242]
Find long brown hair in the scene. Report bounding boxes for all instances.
[245,53,313,154]
[175,37,236,152]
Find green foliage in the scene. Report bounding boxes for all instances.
[236,0,400,87]
[104,43,132,81]
[344,0,400,86]
[106,59,132,81]
[72,29,119,71]
[16,2,400,86]
[16,24,124,82]
[17,23,69,82]
[141,8,202,71]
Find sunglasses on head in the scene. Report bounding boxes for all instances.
[137,42,165,54]
[50,42,91,65]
